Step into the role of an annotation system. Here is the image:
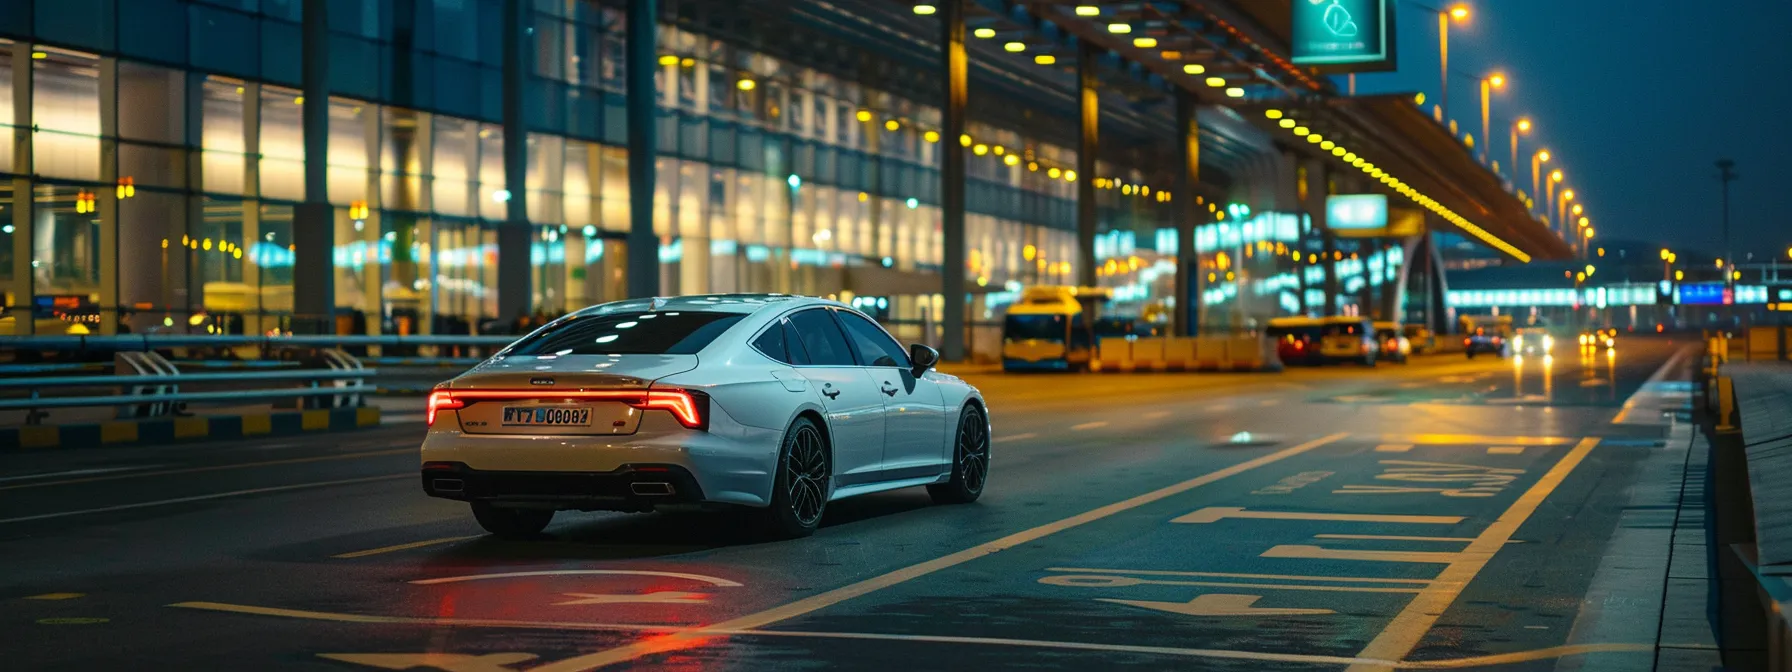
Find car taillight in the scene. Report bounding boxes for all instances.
[640,389,709,431]
[1464,338,1472,346]
[422,388,709,431]
[426,390,464,426]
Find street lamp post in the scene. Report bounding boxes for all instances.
[1436,4,1470,122]
[1545,169,1563,231]
[1558,189,1575,250]
[1510,118,1530,186]
[1531,149,1550,215]
[1479,73,1504,166]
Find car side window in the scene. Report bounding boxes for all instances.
[787,309,855,366]
[751,321,791,364]
[836,310,910,368]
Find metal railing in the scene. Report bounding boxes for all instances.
[0,334,517,351]
[0,363,375,424]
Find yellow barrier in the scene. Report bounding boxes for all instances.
[1097,337,1131,372]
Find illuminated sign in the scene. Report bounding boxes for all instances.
[1291,0,1396,71]
[1327,194,1387,231]
[1678,283,1728,305]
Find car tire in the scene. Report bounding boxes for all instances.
[470,502,554,539]
[928,405,990,505]
[760,416,830,539]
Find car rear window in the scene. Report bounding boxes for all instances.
[503,311,745,356]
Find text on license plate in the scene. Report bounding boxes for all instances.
[501,406,592,426]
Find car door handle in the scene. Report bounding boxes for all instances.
[821,385,841,400]
[880,384,898,397]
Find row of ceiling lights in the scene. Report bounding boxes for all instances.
[1263,108,1531,263]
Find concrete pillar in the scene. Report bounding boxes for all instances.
[1174,92,1200,336]
[496,0,532,323]
[1075,41,1100,288]
[292,0,334,333]
[938,0,968,360]
[241,82,263,335]
[625,0,660,298]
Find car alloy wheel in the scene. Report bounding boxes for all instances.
[784,422,829,527]
[956,411,989,494]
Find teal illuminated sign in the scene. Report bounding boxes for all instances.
[1291,0,1395,71]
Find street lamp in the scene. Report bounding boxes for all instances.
[1546,170,1564,231]
[1531,149,1550,216]
[1480,73,1506,166]
[1510,117,1531,185]
[1433,4,1472,122]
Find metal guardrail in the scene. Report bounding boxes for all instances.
[0,369,378,392]
[0,334,518,350]
[0,386,371,411]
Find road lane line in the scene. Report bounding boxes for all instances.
[0,448,412,491]
[1046,567,1436,584]
[1262,545,1463,564]
[1142,411,1171,419]
[527,432,1352,672]
[1378,434,1576,446]
[0,466,160,484]
[1314,534,1476,543]
[1486,446,1525,455]
[332,535,479,559]
[991,433,1037,444]
[168,600,1649,668]
[1346,437,1602,672]
[1070,421,1109,431]
[1375,444,1415,453]
[1612,344,1694,424]
[1172,506,1464,525]
[0,474,410,525]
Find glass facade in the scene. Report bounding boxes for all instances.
[0,0,1203,340]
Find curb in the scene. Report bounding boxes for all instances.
[0,407,381,451]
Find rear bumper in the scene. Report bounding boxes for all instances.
[421,462,706,512]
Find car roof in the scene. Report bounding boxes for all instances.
[565,294,838,318]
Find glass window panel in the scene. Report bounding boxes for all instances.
[563,139,593,227]
[433,57,479,118]
[35,0,115,52]
[257,85,304,200]
[119,0,189,64]
[263,0,302,21]
[120,143,188,190]
[327,99,372,205]
[33,184,102,299]
[260,17,302,86]
[329,35,380,99]
[189,4,258,78]
[430,0,479,62]
[33,50,101,181]
[380,107,426,212]
[330,0,386,39]
[118,62,186,143]
[117,190,189,325]
[431,114,476,216]
[477,122,505,220]
[599,144,627,232]
[525,132,563,225]
[0,48,14,171]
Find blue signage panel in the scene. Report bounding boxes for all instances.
[1291,0,1396,72]
[1679,283,1728,305]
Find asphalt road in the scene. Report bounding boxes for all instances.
[0,337,1700,671]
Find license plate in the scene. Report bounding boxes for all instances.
[500,406,592,426]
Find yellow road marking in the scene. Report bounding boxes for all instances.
[1262,545,1466,564]
[1487,446,1525,455]
[0,448,412,492]
[528,433,1352,672]
[1380,434,1577,446]
[1100,593,1334,616]
[36,617,108,625]
[1041,575,1422,594]
[24,592,85,600]
[1046,567,1436,585]
[1172,506,1464,525]
[0,474,410,525]
[332,536,478,559]
[412,570,742,587]
[1375,444,1415,453]
[1315,534,1476,543]
[1070,421,1109,431]
[992,433,1037,444]
[167,600,1649,669]
[1346,437,1601,672]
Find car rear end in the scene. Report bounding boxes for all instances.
[420,306,776,513]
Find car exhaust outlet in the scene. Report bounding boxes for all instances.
[431,478,465,493]
[630,482,675,496]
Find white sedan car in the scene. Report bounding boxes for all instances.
[421,295,990,539]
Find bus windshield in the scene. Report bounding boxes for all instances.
[1004,314,1067,341]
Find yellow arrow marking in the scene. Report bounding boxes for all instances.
[1172,506,1464,525]
[1099,593,1333,617]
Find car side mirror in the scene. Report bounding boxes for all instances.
[908,343,939,375]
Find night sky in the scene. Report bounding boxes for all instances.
[1351,0,1791,262]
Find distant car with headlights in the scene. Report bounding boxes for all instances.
[1402,324,1437,354]
[1512,327,1556,356]
[1266,317,1326,366]
[421,295,990,540]
[1579,328,1617,350]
